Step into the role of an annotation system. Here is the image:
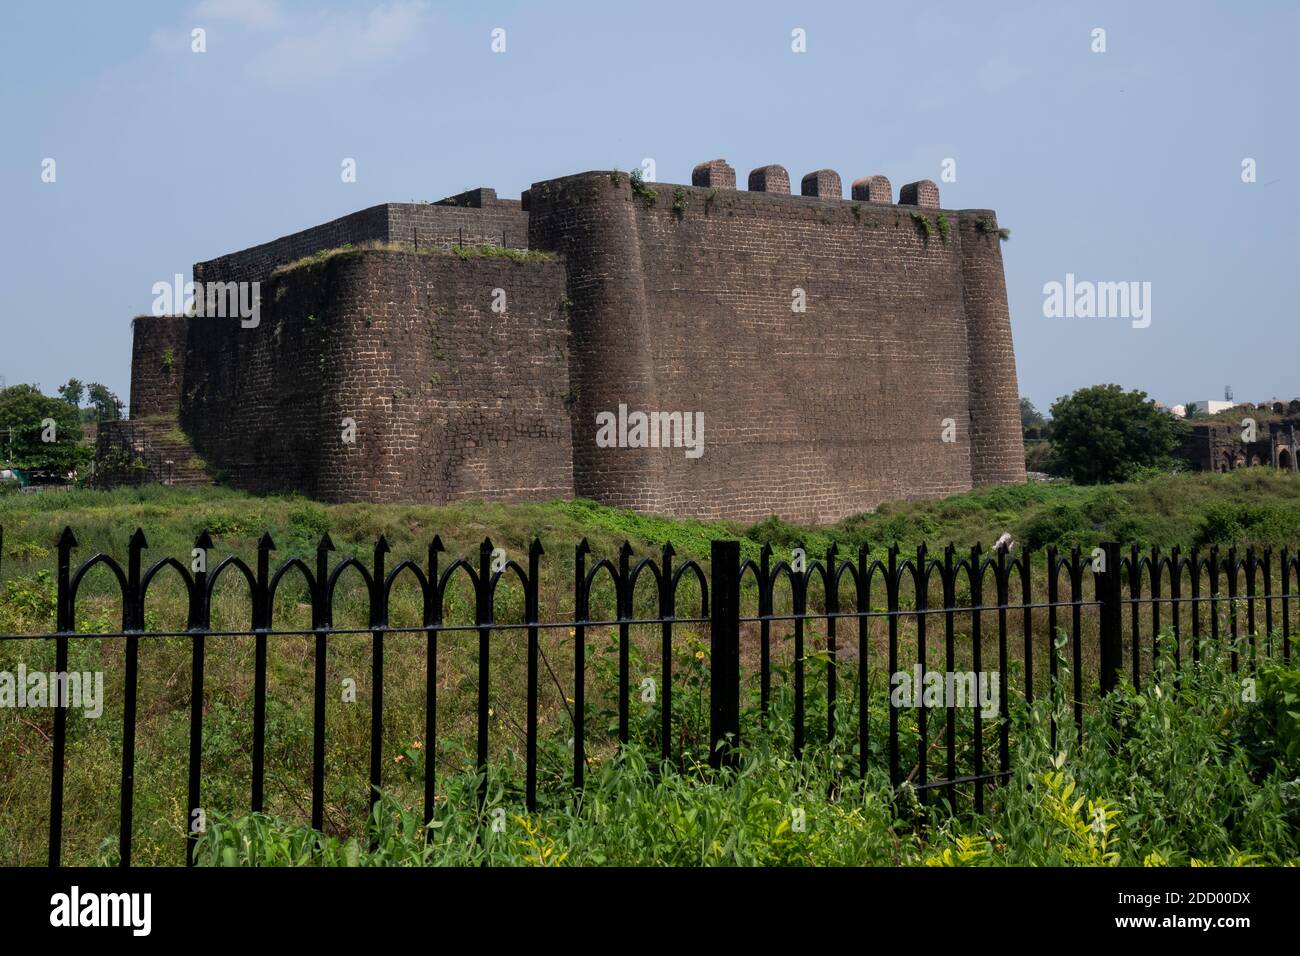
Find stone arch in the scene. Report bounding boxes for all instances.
[1280,447,1293,470]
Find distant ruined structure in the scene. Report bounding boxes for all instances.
[1176,415,1300,473]
[101,160,1026,522]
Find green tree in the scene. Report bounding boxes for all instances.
[1019,397,1046,430]
[85,382,124,422]
[0,385,91,473]
[57,378,85,407]
[1048,384,1183,484]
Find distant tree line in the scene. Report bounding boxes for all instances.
[0,378,124,476]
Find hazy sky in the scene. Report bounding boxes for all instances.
[2,0,1296,414]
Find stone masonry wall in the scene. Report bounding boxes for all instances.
[127,166,1025,521]
[176,248,571,503]
[129,314,188,418]
[528,171,1023,522]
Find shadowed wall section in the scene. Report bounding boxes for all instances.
[178,249,572,503]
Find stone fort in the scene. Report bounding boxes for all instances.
[106,160,1025,523]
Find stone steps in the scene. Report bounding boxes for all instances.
[94,419,215,488]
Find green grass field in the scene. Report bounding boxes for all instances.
[1,470,1298,865]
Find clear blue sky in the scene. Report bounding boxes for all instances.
[2,0,1296,415]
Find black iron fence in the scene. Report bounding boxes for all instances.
[0,526,1295,867]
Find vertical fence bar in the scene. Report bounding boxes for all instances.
[475,538,492,807]
[1190,547,1202,665]
[1283,548,1291,663]
[1150,546,1162,672]
[312,534,333,833]
[914,544,927,802]
[969,544,983,814]
[368,537,389,840]
[943,545,957,810]
[186,531,212,866]
[1128,546,1140,692]
[1097,542,1123,698]
[526,539,542,812]
[793,543,806,760]
[424,537,443,828]
[1263,549,1274,660]
[1047,546,1058,752]
[252,533,273,814]
[886,545,899,788]
[574,540,589,791]
[119,529,146,867]
[49,527,76,867]
[660,543,675,764]
[709,540,741,769]
[826,544,839,744]
[759,545,772,728]
[1228,547,1239,674]
[1070,549,1084,733]
[1022,547,1033,706]
[1245,547,1257,665]
[857,545,870,782]
[618,542,632,746]
[1170,546,1182,672]
[995,546,1009,780]
[1210,546,1221,667]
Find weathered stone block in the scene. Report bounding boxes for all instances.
[851,175,892,203]
[692,159,737,190]
[800,169,842,198]
[747,165,790,194]
[899,180,940,208]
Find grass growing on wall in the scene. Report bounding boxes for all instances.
[272,241,557,277]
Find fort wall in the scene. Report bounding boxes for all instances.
[527,170,1022,522]
[177,248,572,502]
[120,162,1026,521]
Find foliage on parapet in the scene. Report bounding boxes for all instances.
[271,240,557,276]
[910,211,933,243]
[671,187,688,219]
[975,217,1011,241]
[448,243,555,263]
[629,167,657,208]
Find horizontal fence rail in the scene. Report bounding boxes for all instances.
[0,526,1294,867]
